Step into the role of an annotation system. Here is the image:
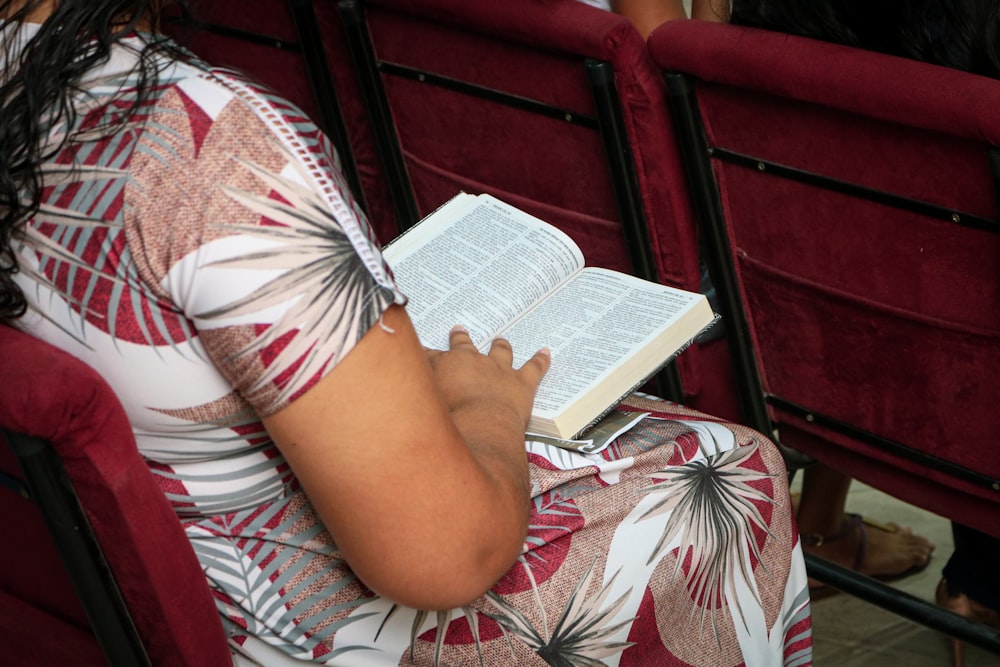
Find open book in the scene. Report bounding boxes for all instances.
[382,193,715,440]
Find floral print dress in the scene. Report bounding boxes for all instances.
[11,27,812,667]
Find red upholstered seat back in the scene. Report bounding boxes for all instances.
[351,0,701,284]
[0,442,107,665]
[178,0,314,116]
[0,325,230,666]
[650,20,1000,537]
[339,0,725,402]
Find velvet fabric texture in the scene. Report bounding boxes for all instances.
[0,325,230,666]
[650,20,1000,538]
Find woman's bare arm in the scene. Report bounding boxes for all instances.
[612,0,686,37]
[691,0,730,22]
[261,304,549,610]
[611,0,730,37]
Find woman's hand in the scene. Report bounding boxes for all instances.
[425,325,550,435]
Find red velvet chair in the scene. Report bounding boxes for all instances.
[650,19,1000,652]
[0,325,231,666]
[334,0,729,404]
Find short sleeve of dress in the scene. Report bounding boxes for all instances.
[125,65,404,416]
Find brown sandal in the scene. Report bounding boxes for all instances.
[802,513,930,597]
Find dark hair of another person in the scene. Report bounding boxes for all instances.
[0,0,194,323]
[730,0,1000,78]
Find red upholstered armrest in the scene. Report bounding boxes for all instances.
[0,324,229,667]
[649,20,1000,145]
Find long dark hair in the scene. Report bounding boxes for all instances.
[0,0,194,323]
[730,0,1000,79]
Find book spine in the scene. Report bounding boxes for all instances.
[382,192,468,250]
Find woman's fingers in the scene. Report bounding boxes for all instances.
[448,324,476,350]
[492,337,551,389]
[520,347,551,386]
[488,337,514,365]
[446,325,550,384]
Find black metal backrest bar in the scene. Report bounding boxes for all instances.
[377,61,600,129]
[338,0,420,233]
[663,72,773,436]
[288,0,368,211]
[585,60,682,402]
[197,22,300,51]
[711,147,1000,233]
[0,468,28,497]
[768,396,1000,493]
[989,147,1000,212]
[5,430,152,667]
[584,59,656,281]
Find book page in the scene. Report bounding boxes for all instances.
[383,194,585,350]
[498,268,704,419]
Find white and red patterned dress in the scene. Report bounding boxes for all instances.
[12,27,812,666]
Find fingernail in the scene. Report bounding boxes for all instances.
[450,324,468,334]
[539,346,551,358]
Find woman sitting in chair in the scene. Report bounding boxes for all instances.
[0,1,810,664]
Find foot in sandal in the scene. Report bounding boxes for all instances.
[801,513,935,582]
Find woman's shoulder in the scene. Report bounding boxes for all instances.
[160,52,315,141]
[152,52,353,211]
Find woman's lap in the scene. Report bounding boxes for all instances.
[185,395,812,666]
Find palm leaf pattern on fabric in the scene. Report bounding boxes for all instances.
[515,488,588,641]
[412,607,487,667]
[17,74,196,351]
[190,498,379,660]
[783,588,814,667]
[640,438,776,640]
[485,559,635,667]
[524,488,586,556]
[361,602,487,667]
[198,156,386,403]
[19,162,127,317]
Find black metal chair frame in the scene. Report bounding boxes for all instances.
[2,430,152,667]
[664,70,1000,656]
[337,0,684,400]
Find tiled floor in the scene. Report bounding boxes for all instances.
[796,478,1000,666]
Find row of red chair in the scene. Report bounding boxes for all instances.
[4,0,999,662]
[652,18,1000,653]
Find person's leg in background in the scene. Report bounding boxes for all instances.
[797,463,935,585]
